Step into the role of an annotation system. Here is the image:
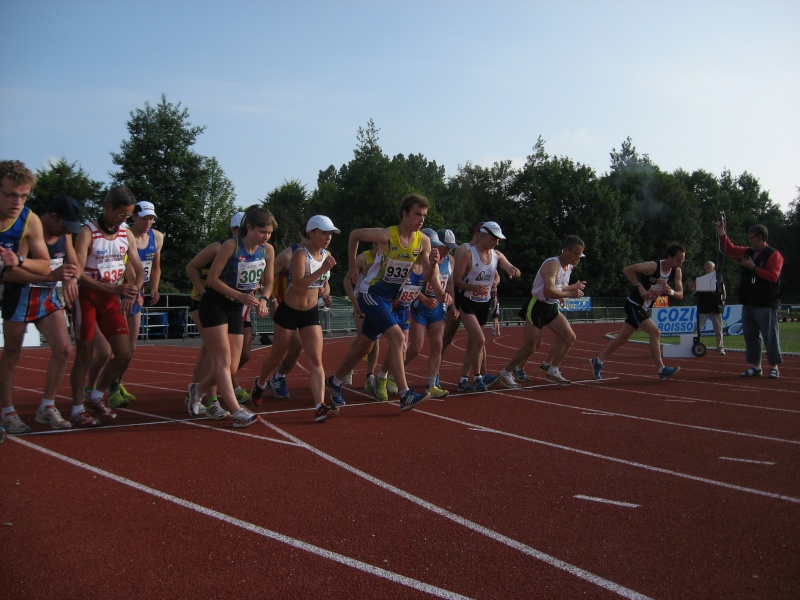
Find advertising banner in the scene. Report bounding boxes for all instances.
[652,304,744,336]
[563,297,592,312]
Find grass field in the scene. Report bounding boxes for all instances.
[631,321,800,353]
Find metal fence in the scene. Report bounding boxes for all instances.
[144,295,800,341]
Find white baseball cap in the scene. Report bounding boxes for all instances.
[230,212,245,229]
[134,201,156,218]
[306,215,340,234]
[480,221,506,240]
[437,228,458,249]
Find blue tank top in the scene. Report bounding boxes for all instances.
[137,230,157,284]
[221,238,267,292]
[0,206,31,283]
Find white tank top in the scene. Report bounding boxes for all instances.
[300,247,329,290]
[531,256,573,304]
[462,245,498,303]
[83,221,129,285]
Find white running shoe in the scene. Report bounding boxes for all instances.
[545,369,572,385]
[2,411,31,434]
[186,383,205,417]
[35,405,72,430]
[232,408,259,428]
[499,372,521,389]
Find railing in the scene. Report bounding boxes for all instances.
[148,294,800,341]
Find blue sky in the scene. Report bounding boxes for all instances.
[2,1,798,211]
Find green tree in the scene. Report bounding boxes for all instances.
[317,120,411,292]
[197,156,237,241]
[604,137,702,280]
[441,160,517,250]
[110,94,208,289]
[31,158,104,216]
[775,188,799,301]
[263,180,310,250]
[390,152,448,227]
[509,138,633,298]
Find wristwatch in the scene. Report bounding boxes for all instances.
[17,254,25,266]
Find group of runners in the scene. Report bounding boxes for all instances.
[2,159,694,440]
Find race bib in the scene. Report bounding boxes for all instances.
[383,258,412,285]
[396,283,423,307]
[141,259,153,284]
[236,259,266,291]
[93,259,125,285]
[32,257,64,288]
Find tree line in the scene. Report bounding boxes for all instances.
[28,95,799,304]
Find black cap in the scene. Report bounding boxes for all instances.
[50,195,83,234]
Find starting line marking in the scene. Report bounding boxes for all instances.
[574,495,640,508]
[719,457,776,466]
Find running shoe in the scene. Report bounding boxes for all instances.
[499,372,521,389]
[117,383,136,403]
[85,398,117,419]
[741,367,762,377]
[386,374,399,395]
[590,357,604,380]
[659,365,680,381]
[374,376,389,402]
[186,383,205,417]
[107,388,128,409]
[232,408,259,428]
[314,403,331,423]
[545,369,572,385]
[473,378,488,392]
[514,368,530,381]
[250,377,265,408]
[457,380,475,393]
[266,375,290,399]
[769,367,779,379]
[236,387,251,405]
[426,385,449,398]
[70,410,100,428]
[2,411,31,434]
[325,376,345,406]
[539,362,551,373]
[400,389,430,412]
[342,371,353,385]
[0,425,6,444]
[205,400,230,420]
[365,374,377,398]
[35,405,72,430]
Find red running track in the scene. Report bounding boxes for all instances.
[1,322,798,598]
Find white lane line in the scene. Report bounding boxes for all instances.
[572,379,800,413]
[719,457,777,465]
[499,391,800,446]
[423,411,800,505]
[574,495,640,508]
[262,420,651,600]
[19,409,302,448]
[9,437,469,600]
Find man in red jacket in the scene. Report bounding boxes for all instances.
[715,220,783,378]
